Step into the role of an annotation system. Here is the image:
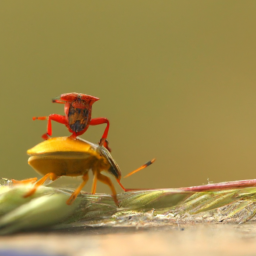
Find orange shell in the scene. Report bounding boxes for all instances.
[27,137,97,156]
[27,137,121,179]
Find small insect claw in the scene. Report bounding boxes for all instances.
[42,133,50,140]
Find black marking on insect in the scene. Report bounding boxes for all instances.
[68,104,89,133]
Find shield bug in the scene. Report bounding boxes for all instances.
[33,93,111,151]
[23,137,155,206]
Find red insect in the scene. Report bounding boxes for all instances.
[33,92,111,151]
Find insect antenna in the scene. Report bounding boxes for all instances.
[124,158,156,178]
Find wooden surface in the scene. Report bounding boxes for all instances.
[0,223,256,256]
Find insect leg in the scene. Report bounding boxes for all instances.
[91,172,98,194]
[46,114,67,135]
[23,173,59,198]
[33,114,67,140]
[96,171,118,206]
[116,179,128,192]
[66,173,89,205]
[89,118,111,152]
[12,177,38,185]
[32,116,47,120]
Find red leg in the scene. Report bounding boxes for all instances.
[33,114,67,140]
[90,118,111,152]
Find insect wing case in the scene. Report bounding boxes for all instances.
[98,145,121,180]
[27,137,110,177]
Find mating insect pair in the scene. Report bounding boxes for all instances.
[13,137,155,206]
[33,92,111,152]
[16,93,155,206]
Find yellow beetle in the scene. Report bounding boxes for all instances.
[16,137,155,206]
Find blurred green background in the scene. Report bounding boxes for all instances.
[1,1,256,193]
